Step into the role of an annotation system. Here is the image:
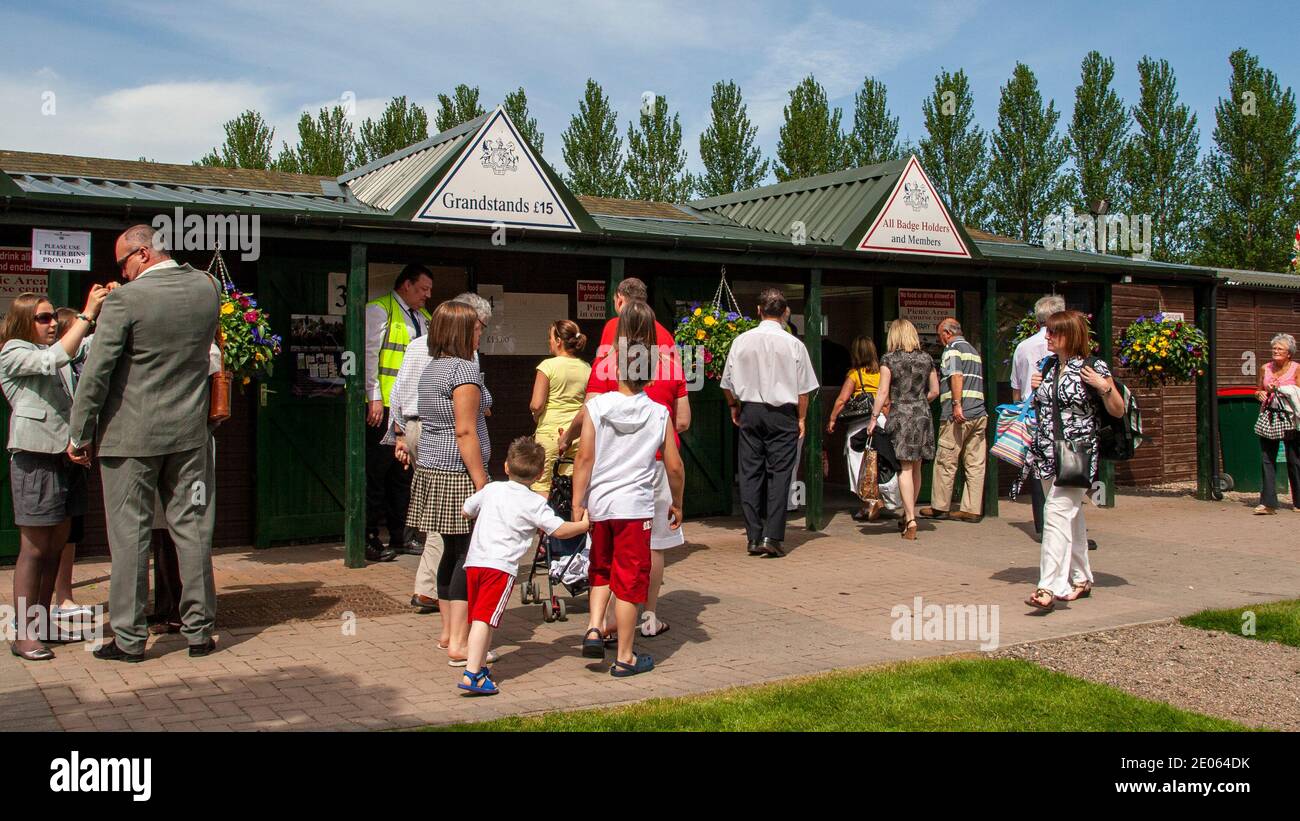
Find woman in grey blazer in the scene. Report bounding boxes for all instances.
[1,288,106,660]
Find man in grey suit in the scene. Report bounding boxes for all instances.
[68,224,220,662]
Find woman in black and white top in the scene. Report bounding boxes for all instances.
[1025,310,1125,612]
[405,300,491,664]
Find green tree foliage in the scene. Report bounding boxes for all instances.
[274,106,357,176]
[198,110,275,169]
[503,87,544,154]
[1069,51,1129,213]
[918,68,989,230]
[987,63,1074,242]
[845,76,902,168]
[625,94,693,202]
[775,75,844,181]
[435,84,486,132]
[561,79,625,198]
[1197,49,1300,271]
[697,80,770,197]
[1122,57,1203,263]
[354,96,429,166]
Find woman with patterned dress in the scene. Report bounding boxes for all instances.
[1024,310,1125,612]
[867,319,939,541]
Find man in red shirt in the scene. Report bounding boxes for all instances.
[558,277,689,638]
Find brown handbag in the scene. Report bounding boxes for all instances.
[208,274,232,424]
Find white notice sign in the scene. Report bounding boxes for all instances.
[898,288,957,337]
[31,229,92,270]
[412,106,580,232]
[857,156,970,258]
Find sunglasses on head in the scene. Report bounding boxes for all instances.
[34,312,56,324]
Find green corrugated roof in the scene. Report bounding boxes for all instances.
[340,113,488,212]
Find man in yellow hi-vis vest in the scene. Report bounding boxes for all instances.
[364,264,433,563]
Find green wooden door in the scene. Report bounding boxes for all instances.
[0,405,16,559]
[652,275,734,518]
[255,253,348,547]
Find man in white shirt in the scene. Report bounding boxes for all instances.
[364,264,433,562]
[720,288,818,557]
[1010,294,1064,537]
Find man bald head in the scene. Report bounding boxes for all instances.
[937,317,962,345]
[115,223,171,281]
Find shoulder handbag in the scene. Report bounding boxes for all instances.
[838,370,874,421]
[208,274,232,425]
[1050,361,1093,488]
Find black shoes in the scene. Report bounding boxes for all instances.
[746,541,764,556]
[365,534,397,563]
[93,640,143,663]
[188,638,218,657]
[760,538,784,558]
[1088,539,1098,551]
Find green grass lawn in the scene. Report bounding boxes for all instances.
[426,658,1247,732]
[1181,598,1300,648]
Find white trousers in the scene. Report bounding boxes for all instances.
[1037,478,1093,598]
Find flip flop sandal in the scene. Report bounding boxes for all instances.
[457,668,499,696]
[582,628,606,658]
[1024,589,1056,612]
[640,617,670,638]
[448,649,499,667]
[610,653,655,677]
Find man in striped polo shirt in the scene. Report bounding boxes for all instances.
[920,317,987,523]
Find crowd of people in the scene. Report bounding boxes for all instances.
[5,228,1296,686]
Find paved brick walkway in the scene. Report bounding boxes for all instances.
[2,492,1297,731]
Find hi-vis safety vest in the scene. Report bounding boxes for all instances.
[370,292,431,407]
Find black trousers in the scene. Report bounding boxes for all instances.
[1260,435,1300,508]
[738,402,800,543]
[365,407,412,547]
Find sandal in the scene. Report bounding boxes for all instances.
[610,653,654,677]
[1253,505,1277,515]
[901,519,918,541]
[1024,588,1056,611]
[582,628,606,659]
[457,668,499,696]
[448,649,499,667]
[639,613,670,638]
[1058,581,1093,601]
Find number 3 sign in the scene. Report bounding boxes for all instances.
[328,272,347,316]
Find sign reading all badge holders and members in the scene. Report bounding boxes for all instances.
[31,229,92,270]
[411,106,580,233]
[576,280,606,320]
[856,156,970,259]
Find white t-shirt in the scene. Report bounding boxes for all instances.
[719,320,819,406]
[463,480,565,575]
[585,391,669,521]
[1011,327,1050,398]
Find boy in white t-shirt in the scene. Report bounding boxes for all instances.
[458,437,590,695]
[572,302,685,677]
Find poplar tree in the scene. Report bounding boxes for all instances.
[918,68,989,230]
[354,96,429,166]
[624,94,693,201]
[987,63,1073,242]
[1122,57,1202,263]
[1068,51,1129,213]
[775,75,844,181]
[199,110,275,169]
[1197,49,1300,271]
[503,87,544,153]
[561,79,625,198]
[697,80,769,197]
[274,106,356,176]
[845,76,902,167]
[435,84,486,132]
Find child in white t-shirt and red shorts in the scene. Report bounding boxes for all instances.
[572,302,685,677]
[459,437,590,695]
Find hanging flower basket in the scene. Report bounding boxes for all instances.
[209,251,282,388]
[1116,313,1208,388]
[674,270,758,381]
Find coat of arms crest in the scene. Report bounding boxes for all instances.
[480,138,519,175]
[902,180,929,212]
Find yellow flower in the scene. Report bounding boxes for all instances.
[1154,365,1162,371]
[255,352,265,362]
[242,376,251,385]
[695,329,706,341]
[703,315,716,326]
[693,308,702,317]
[727,323,735,331]
[221,302,235,316]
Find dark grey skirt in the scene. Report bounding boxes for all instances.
[9,450,88,526]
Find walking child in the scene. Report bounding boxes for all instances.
[572,301,685,677]
[459,437,590,695]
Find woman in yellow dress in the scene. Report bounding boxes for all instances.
[529,320,591,496]
[826,336,881,519]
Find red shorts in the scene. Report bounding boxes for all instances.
[465,567,515,628]
[588,519,652,603]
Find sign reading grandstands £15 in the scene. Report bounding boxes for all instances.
[411,107,580,233]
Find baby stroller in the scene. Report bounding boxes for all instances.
[520,458,588,623]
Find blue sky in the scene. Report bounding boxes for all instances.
[0,0,1295,182]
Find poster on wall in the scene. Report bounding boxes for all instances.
[898,288,956,355]
[576,280,605,320]
[0,247,47,320]
[31,228,92,270]
[480,292,568,356]
[290,314,345,397]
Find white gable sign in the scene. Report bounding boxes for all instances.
[411,107,580,232]
[856,155,970,258]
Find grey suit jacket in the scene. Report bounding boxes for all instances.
[0,339,81,453]
[69,262,220,457]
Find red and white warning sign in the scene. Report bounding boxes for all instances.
[857,155,971,258]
